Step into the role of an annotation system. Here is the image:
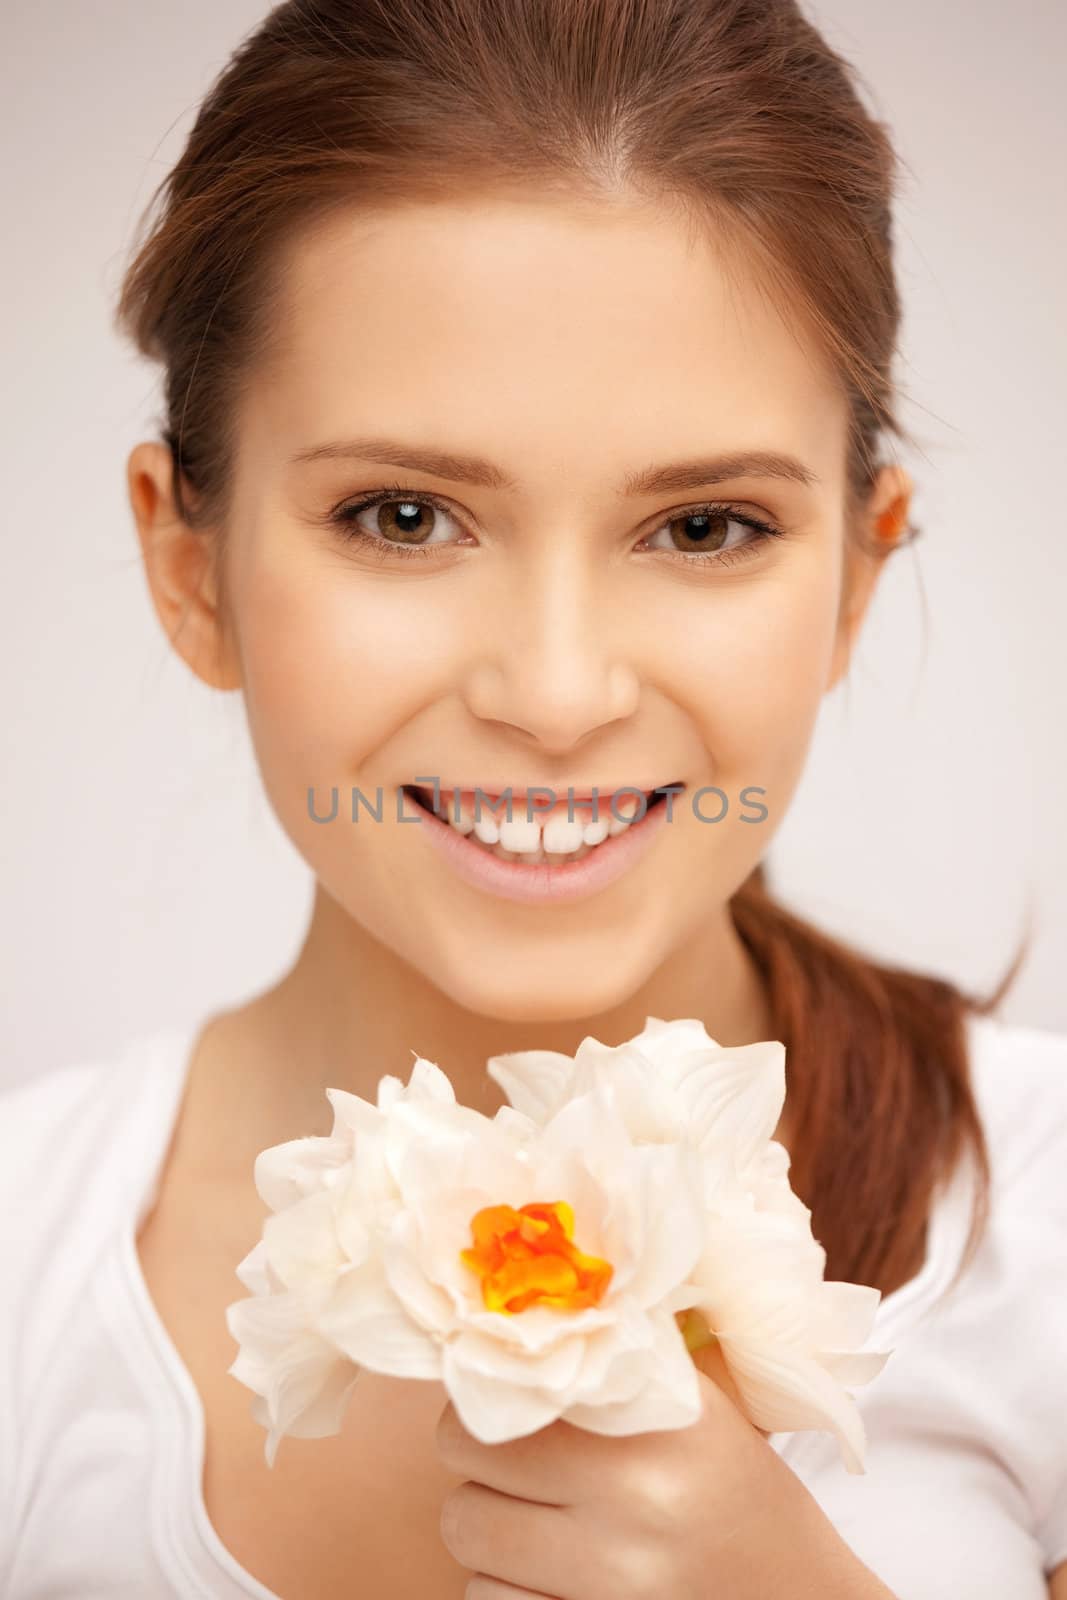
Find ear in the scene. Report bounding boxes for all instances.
[126,441,242,691]
[826,461,913,692]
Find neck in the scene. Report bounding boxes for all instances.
[187,880,780,1180]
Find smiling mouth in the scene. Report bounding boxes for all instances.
[401,781,683,865]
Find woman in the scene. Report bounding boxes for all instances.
[2,0,1064,1596]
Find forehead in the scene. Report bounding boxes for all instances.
[248,191,847,487]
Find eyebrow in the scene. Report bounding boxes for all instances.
[288,435,821,494]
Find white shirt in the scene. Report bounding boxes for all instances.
[1,1012,1065,1599]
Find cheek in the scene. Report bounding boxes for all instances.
[233,549,457,802]
[669,566,840,805]
[230,552,456,939]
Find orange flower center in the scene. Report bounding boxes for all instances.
[459,1200,614,1314]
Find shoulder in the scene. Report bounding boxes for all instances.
[0,1028,191,1288]
[0,1049,135,1225]
[0,1031,193,1430]
[962,1015,1067,1569]
[0,1024,195,1235]
[0,1052,117,1156]
[964,1011,1067,1217]
[0,1047,140,1321]
[965,1008,1067,1099]
[0,1042,152,1547]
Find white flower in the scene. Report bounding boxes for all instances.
[226,1052,713,1465]
[486,1016,891,1474]
[226,1017,890,1475]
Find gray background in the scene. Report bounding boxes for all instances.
[2,0,1064,1087]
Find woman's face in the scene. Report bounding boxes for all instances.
[134,189,903,1024]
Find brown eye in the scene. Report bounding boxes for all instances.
[330,490,465,557]
[643,503,784,567]
[663,510,734,554]
[372,498,438,544]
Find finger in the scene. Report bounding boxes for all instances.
[441,1480,583,1599]
[465,1578,558,1600]
[435,1399,628,1506]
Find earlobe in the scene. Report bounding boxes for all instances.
[126,442,241,691]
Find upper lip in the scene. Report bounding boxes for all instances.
[407,781,684,800]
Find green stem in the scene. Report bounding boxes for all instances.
[677,1307,718,1355]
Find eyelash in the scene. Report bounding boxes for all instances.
[326,481,786,569]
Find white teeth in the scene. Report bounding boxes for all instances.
[607,795,643,835]
[542,816,586,854]
[448,796,476,834]
[498,816,543,853]
[419,786,664,862]
[486,837,588,865]
[472,811,501,845]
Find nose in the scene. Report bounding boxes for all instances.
[461,545,640,752]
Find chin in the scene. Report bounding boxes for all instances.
[429,954,650,1028]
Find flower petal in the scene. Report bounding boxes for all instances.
[441,1341,566,1442]
[262,1188,348,1291]
[258,1340,357,1467]
[569,1295,656,1403]
[384,1211,461,1337]
[688,1205,826,1337]
[316,1255,442,1378]
[674,1042,786,1172]
[377,1054,458,1112]
[564,1311,702,1434]
[582,1048,690,1143]
[484,1047,577,1126]
[807,1279,884,1350]
[324,1086,382,1142]
[233,1238,276,1296]
[446,1325,587,1390]
[225,1274,334,1357]
[717,1334,871,1474]
[616,1142,706,1308]
[637,1015,725,1052]
[259,1357,362,1466]
[816,1349,892,1386]
[253,1133,352,1213]
[462,1300,614,1353]
[490,1104,542,1141]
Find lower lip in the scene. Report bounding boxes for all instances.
[402,788,675,905]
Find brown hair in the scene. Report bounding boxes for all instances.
[115,0,1027,1297]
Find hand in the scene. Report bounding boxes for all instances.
[435,1343,897,1600]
